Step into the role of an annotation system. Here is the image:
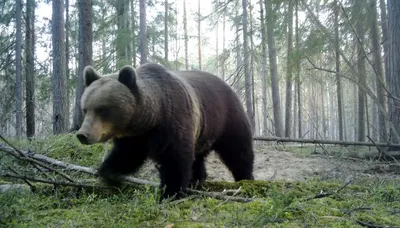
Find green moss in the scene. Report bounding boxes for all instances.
[2,134,400,227]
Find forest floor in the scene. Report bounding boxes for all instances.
[134,141,400,184]
[1,134,400,227]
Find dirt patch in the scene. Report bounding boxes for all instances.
[134,142,398,182]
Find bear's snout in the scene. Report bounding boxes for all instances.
[76,132,89,145]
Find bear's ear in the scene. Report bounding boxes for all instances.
[118,65,137,89]
[83,66,101,87]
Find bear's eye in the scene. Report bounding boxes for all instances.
[82,109,87,114]
[96,107,110,119]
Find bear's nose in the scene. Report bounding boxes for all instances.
[76,133,89,145]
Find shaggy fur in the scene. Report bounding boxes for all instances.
[77,63,254,201]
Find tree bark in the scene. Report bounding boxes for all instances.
[52,0,69,134]
[387,0,400,143]
[259,0,268,136]
[25,0,35,138]
[71,0,93,131]
[15,0,22,137]
[284,0,293,137]
[139,0,147,64]
[265,0,283,137]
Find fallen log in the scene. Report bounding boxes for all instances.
[253,136,400,148]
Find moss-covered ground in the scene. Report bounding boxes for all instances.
[1,134,400,227]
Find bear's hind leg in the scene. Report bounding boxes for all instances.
[213,137,254,181]
[189,153,209,189]
[98,137,148,187]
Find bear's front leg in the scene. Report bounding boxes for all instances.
[98,136,148,188]
[157,146,194,201]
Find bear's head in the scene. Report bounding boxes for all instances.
[76,65,138,145]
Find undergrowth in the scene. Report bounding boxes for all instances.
[1,134,400,227]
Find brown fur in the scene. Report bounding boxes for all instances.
[77,63,254,201]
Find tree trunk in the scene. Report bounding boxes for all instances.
[215,22,219,75]
[15,0,22,137]
[380,0,389,92]
[259,0,268,136]
[71,0,93,131]
[370,0,387,142]
[131,0,136,67]
[139,0,147,64]
[183,0,189,70]
[25,0,35,138]
[198,0,202,70]
[242,0,254,129]
[116,0,129,69]
[65,0,70,122]
[265,0,283,137]
[355,0,366,141]
[52,0,68,134]
[222,15,226,81]
[296,0,302,138]
[284,0,293,137]
[334,0,344,141]
[387,0,400,142]
[164,0,168,63]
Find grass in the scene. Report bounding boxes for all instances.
[1,134,400,227]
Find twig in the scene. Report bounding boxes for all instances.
[0,142,75,182]
[304,178,352,201]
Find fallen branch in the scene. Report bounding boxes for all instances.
[0,172,114,189]
[0,142,75,182]
[0,143,256,203]
[356,219,400,228]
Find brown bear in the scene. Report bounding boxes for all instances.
[76,63,254,201]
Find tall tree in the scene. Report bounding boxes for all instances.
[71,0,93,131]
[139,0,147,64]
[259,0,268,136]
[25,0,35,138]
[15,0,22,137]
[284,0,293,137]
[164,0,169,63]
[295,0,302,138]
[242,0,254,129]
[387,0,400,142]
[52,0,68,134]
[198,0,202,70]
[380,0,389,89]
[116,0,129,68]
[131,0,137,67]
[265,0,283,137]
[334,0,343,140]
[370,0,387,142]
[183,0,189,70]
[355,0,366,141]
